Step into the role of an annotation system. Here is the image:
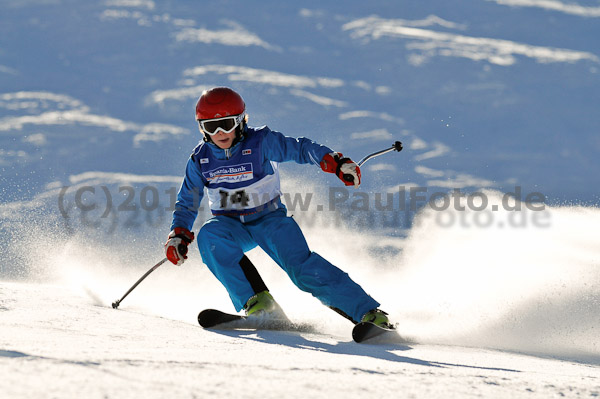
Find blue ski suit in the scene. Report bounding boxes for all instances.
[171,126,379,323]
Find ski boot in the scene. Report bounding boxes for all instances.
[244,290,286,318]
[361,309,394,329]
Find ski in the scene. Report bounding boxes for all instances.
[198,309,245,328]
[198,309,315,333]
[352,322,402,343]
[200,309,408,343]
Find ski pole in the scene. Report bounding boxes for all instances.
[357,141,403,167]
[112,257,168,309]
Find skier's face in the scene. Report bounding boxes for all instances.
[212,130,235,149]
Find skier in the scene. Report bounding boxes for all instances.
[164,87,391,328]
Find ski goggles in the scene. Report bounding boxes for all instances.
[198,113,245,136]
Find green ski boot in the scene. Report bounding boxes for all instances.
[244,291,285,318]
[361,309,394,329]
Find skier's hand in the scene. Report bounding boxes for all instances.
[165,227,195,266]
[320,152,361,188]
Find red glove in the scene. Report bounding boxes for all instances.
[320,152,361,188]
[165,227,195,266]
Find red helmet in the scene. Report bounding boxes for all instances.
[195,87,245,120]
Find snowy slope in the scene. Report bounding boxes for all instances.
[1,187,599,398]
[1,281,598,398]
[1,1,599,397]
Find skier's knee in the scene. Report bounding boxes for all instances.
[290,252,345,289]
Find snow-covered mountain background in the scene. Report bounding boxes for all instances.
[1,1,599,397]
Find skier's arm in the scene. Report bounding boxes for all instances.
[166,157,204,265]
[170,157,205,231]
[261,128,333,166]
[261,127,361,187]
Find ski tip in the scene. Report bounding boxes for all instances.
[197,309,245,329]
[197,309,216,328]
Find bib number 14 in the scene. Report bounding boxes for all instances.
[219,189,250,208]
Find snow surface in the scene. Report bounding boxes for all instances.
[1,281,598,398]
[1,1,599,397]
